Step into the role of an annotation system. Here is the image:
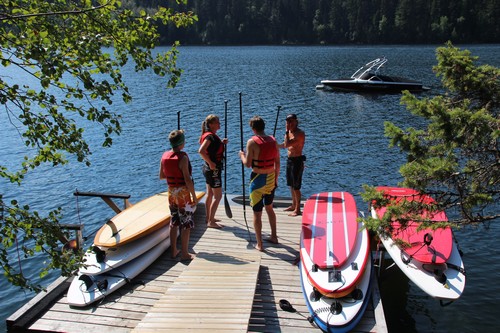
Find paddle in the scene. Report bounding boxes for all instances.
[239,92,251,242]
[223,100,233,218]
[177,111,181,130]
[273,105,281,137]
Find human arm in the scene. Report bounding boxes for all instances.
[159,159,165,180]
[239,139,255,168]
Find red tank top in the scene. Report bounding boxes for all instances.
[251,135,277,169]
[161,151,192,186]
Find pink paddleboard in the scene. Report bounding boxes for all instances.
[302,192,360,269]
[374,186,453,264]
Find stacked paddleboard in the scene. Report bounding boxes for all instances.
[67,191,205,307]
[371,186,466,301]
[299,192,372,333]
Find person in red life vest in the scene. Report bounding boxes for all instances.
[239,116,280,251]
[279,113,306,217]
[160,129,198,261]
[198,114,228,229]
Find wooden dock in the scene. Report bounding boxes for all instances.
[7,196,387,333]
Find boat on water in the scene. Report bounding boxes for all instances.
[317,57,429,93]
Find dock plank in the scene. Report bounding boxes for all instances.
[7,198,386,333]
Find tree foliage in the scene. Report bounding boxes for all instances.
[157,0,500,45]
[0,0,196,291]
[361,42,500,232]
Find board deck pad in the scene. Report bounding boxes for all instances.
[94,191,205,247]
[302,192,359,269]
[375,187,452,264]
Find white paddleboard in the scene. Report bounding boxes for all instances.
[300,254,372,333]
[371,206,466,300]
[80,225,170,276]
[67,239,169,307]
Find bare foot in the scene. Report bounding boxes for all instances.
[266,236,279,244]
[207,222,224,229]
[288,211,302,217]
[171,249,180,259]
[255,244,264,252]
[180,253,196,261]
[206,219,221,224]
[283,206,295,212]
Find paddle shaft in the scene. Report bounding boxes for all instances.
[239,92,251,241]
[177,111,180,130]
[223,100,233,218]
[273,105,281,137]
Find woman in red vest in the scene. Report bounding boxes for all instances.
[160,129,198,261]
[198,114,227,229]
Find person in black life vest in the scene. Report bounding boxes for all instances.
[279,113,305,217]
[198,114,228,229]
[239,116,280,251]
[160,129,198,261]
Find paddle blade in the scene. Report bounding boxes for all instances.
[224,194,233,218]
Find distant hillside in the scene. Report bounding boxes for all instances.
[134,0,500,45]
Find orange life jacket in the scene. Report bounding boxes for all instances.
[251,135,277,169]
[199,132,224,164]
[161,151,192,186]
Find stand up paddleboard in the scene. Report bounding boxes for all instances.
[67,238,169,307]
[300,255,372,333]
[300,192,370,298]
[371,186,466,301]
[299,192,372,332]
[94,191,205,247]
[80,225,170,276]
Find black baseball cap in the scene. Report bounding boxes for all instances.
[286,114,297,121]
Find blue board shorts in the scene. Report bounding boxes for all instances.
[249,172,276,212]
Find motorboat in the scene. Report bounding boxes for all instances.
[317,57,429,93]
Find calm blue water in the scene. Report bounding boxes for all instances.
[1,45,499,332]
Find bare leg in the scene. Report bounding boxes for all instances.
[170,225,180,258]
[204,184,213,224]
[207,187,223,228]
[289,189,302,216]
[253,211,264,251]
[265,204,278,244]
[180,229,195,261]
[284,186,295,211]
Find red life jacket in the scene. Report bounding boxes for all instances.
[161,151,192,186]
[199,132,224,164]
[251,135,277,169]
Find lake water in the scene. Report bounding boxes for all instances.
[1,45,499,332]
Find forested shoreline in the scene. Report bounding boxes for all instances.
[133,0,500,45]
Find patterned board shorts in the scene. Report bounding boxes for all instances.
[168,186,196,230]
[249,172,276,212]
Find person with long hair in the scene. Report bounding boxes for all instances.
[198,114,227,229]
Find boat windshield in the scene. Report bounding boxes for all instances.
[351,57,387,79]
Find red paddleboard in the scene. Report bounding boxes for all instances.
[300,192,369,297]
[302,192,359,269]
[374,186,452,264]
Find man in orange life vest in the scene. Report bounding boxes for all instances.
[160,129,198,261]
[239,116,280,251]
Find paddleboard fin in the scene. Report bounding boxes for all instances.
[79,275,94,290]
[93,246,106,263]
